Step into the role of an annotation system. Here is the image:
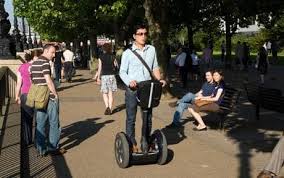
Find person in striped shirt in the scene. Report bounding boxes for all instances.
[30,44,66,156]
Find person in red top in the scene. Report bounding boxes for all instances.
[15,53,34,145]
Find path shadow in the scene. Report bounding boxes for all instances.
[223,98,284,178]
[74,74,83,77]
[57,80,94,92]
[192,91,283,178]
[70,78,90,83]
[161,120,190,145]
[112,104,126,114]
[60,118,114,150]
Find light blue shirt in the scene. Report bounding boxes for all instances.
[119,44,159,86]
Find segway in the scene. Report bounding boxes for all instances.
[114,129,168,168]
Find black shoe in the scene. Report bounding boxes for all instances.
[104,107,111,115]
[165,123,181,129]
[140,137,149,154]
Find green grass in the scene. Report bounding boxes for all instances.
[196,51,284,65]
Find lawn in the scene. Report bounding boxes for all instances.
[196,51,284,65]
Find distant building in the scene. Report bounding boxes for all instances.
[221,16,264,34]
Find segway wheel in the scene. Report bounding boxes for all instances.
[114,132,130,168]
[152,130,168,165]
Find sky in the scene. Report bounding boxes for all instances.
[4,0,14,25]
[4,0,30,34]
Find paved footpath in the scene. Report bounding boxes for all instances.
[47,65,284,178]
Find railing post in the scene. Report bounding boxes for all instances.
[5,70,8,105]
[0,79,3,116]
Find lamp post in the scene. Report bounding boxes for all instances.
[0,0,13,58]
[21,17,27,50]
[38,37,42,47]
[87,40,91,61]
[13,15,22,52]
[28,24,33,49]
[33,32,38,48]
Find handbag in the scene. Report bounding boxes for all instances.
[194,99,213,107]
[130,49,162,109]
[26,84,50,109]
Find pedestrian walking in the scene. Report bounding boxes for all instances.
[15,53,34,146]
[256,47,269,84]
[63,47,75,83]
[97,43,119,115]
[30,44,66,156]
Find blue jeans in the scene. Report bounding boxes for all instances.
[173,92,196,124]
[35,99,61,154]
[125,88,152,145]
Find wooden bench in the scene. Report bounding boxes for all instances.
[216,86,241,130]
[244,82,284,120]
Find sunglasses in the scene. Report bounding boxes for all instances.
[136,32,148,36]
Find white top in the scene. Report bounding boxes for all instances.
[63,49,75,62]
[175,52,187,67]
[191,53,199,65]
[266,41,272,49]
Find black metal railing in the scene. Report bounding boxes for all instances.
[0,67,8,117]
[0,66,17,117]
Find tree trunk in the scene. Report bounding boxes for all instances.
[89,32,97,58]
[186,22,194,48]
[114,5,137,48]
[144,0,174,99]
[225,15,232,68]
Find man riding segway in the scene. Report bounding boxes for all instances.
[115,23,167,168]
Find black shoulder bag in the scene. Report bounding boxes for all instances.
[130,49,162,109]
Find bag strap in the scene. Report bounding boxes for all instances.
[130,48,156,80]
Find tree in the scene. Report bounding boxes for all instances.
[217,0,258,67]
[96,0,145,47]
[144,0,174,98]
[168,0,221,48]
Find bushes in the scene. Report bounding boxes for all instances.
[174,28,278,53]
[194,30,268,52]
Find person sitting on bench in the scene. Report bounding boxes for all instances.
[166,70,215,128]
[188,69,225,131]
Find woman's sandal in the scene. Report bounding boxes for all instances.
[193,127,207,131]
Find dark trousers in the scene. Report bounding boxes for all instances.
[221,49,225,62]
[20,94,34,145]
[54,65,61,82]
[125,88,152,145]
[64,62,73,82]
[180,66,188,88]
[272,51,278,64]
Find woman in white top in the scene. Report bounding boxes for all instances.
[191,50,200,80]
